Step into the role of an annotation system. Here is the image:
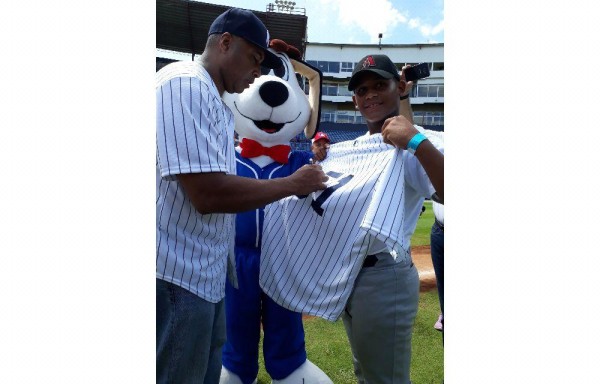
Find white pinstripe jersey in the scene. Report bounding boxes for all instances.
[156,61,236,303]
[259,128,443,320]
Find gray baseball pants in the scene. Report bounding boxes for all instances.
[342,252,420,384]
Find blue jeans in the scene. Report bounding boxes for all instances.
[430,221,444,314]
[157,278,226,384]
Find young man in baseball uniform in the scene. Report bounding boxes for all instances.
[342,54,444,384]
[259,55,443,384]
[155,8,327,383]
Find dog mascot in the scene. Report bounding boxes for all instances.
[220,39,332,384]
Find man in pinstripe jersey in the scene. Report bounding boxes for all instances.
[155,8,328,384]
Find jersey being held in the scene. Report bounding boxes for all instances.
[259,134,410,321]
[235,151,312,249]
[156,61,236,303]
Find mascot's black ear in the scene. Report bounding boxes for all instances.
[292,59,322,139]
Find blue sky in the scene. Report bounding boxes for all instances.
[199,0,444,44]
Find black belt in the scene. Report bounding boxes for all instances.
[362,253,414,269]
[362,254,378,268]
[435,218,444,230]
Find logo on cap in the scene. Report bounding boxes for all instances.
[266,30,270,46]
[312,132,330,143]
[362,56,376,69]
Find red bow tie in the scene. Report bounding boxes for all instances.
[239,138,291,164]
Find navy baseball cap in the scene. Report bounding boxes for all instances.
[348,54,400,91]
[209,8,282,69]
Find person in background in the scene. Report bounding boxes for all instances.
[431,201,444,334]
[311,131,330,162]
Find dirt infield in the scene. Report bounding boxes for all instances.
[411,245,437,292]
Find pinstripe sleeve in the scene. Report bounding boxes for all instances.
[157,77,230,181]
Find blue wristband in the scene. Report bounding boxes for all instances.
[406,132,427,154]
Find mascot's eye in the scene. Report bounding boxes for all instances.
[273,64,287,79]
[260,66,271,76]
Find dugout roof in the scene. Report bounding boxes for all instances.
[157,0,309,58]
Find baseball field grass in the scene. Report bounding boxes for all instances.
[255,201,443,383]
[411,200,435,247]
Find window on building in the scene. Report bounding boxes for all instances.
[338,85,352,96]
[413,111,424,125]
[413,84,444,98]
[321,111,335,122]
[424,112,435,125]
[323,84,338,96]
[410,111,444,126]
[341,62,353,72]
[428,86,438,98]
[313,61,343,73]
[432,62,444,71]
[317,61,329,72]
[421,112,443,126]
[336,111,354,123]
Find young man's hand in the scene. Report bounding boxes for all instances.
[381,115,418,149]
[399,65,416,97]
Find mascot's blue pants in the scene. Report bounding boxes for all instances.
[222,245,307,383]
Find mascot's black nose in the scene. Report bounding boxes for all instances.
[259,81,288,108]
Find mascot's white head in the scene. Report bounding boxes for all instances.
[223,39,322,167]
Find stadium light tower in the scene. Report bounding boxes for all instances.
[275,0,296,13]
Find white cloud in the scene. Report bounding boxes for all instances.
[407,17,444,38]
[424,19,444,36]
[308,0,408,43]
[408,18,420,29]
[200,0,444,43]
[306,0,442,42]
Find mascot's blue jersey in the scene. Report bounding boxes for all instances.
[235,150,313,249]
